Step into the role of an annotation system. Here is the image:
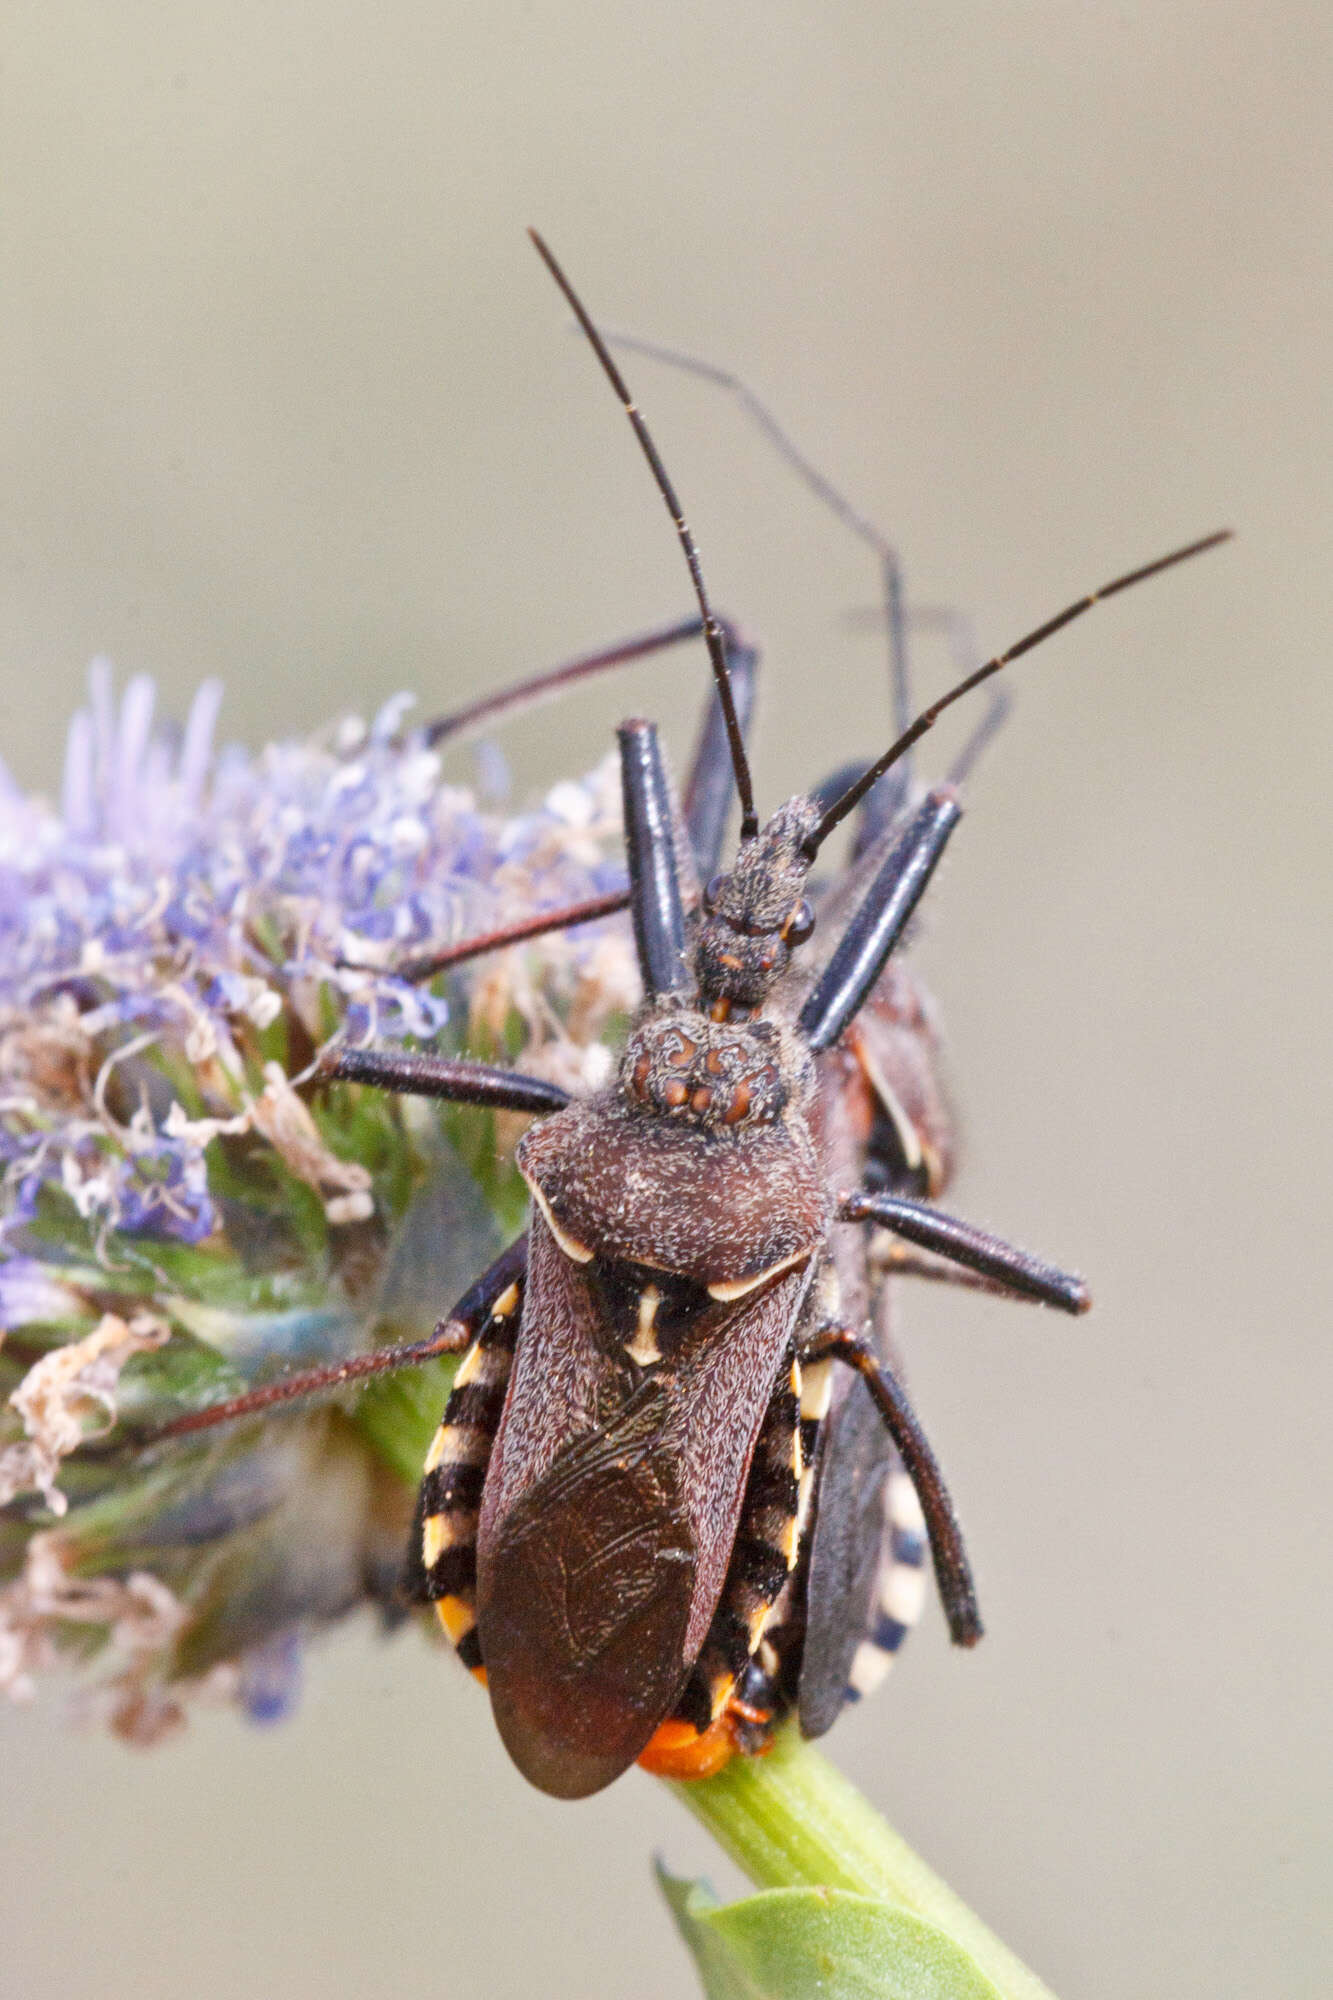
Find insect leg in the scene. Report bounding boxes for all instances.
[413,1255,528,1682]
[876,1239,1080,1304]
[319,1046,569,1115]
[596,331,917,831]
[618,718,692,998]
[150,1238,528,1443]
[802,1325,983,1649]
[638,1350,816,1778]
[840,1189,1090,1315]
[389,888,632,983]
[594,333,1013,847]
[799,789,962,1054]
[423,616,705,744]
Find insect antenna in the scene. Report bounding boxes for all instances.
[527,230,759,841]
[598,328,914,747]
[805,527,1234,856]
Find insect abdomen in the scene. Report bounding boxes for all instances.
[419,1279,522,1680]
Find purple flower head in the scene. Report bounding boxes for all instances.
[0,663,635,1261]
[0,660,638,1736]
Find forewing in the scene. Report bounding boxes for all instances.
[477,1222,810,1797]
[479,1381,697,1798]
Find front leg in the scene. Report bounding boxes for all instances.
[799,790,962,1054]
[320,1046,569,1116]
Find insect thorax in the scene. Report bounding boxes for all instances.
[621,1011,793,1130]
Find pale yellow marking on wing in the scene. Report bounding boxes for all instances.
[706,1247,811,1303]
[796,1467,817,1543]
[626,1284,663,1367]
[789,1358,804,1475]
[521,1175,594,1263]
[492,1281,520,1318]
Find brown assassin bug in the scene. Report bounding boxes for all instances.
[159,231,1229,1798]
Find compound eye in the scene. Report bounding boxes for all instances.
[703,873,727,916]
[782,899,816,946]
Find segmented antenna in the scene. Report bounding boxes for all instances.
[600,328,913,742]
[527,230,759,841]
[806,529,1234,856]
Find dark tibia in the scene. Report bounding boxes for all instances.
[152,1332,466,1439]
[841,1189,1090,1316]
[423,617,704,745]
[802,1326,983,1649]
[152,1238,528,1444]
[320,1046,569,1116]
[391,888,630,983]
[877,1240,1072,1304]
[618,719,691,998]
[799,790,962,1053]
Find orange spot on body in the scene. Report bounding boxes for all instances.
[723,1080,751,1125]
[637,1714,737,1781]
[637,1692,779,1781]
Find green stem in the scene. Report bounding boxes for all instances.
[666,1726,1058,2000]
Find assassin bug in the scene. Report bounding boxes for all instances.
[159,232,1229,1798]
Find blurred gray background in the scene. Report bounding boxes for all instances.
[1,5,1329,1997]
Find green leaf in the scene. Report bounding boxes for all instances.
[658,1867,1003,2000]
